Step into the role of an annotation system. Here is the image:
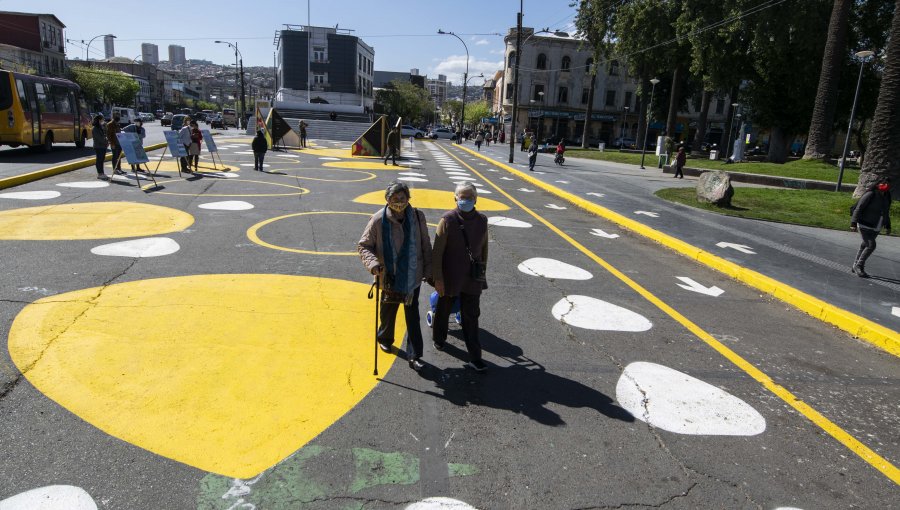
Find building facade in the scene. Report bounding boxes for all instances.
[426,74,448,107]
[374,69,425,89]
[103,35,115,59]
[168,45,185,65]
[141,43,159,65]
[275,25,374,111]
[0,11,66,76]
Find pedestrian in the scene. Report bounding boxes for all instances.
[475,131,484,151]
[358,181,433,372]
[252,129,268,171]
[673,146,686,179]
[384,126,400,166]
[178,119,192,173]
[106,114,123,175]
[456,128,463,144]
[431,182,489,372]
[409,135,415,149]
[91,115,109,180]
[299,120,308,148]
[499,130,505,144]
[528,139,539,171]
[122,118,146,172]
[485,130,492,147]
[520,130,527,152]
[330,111,337,121]
[189,121,203,171]
[850,178,892,278]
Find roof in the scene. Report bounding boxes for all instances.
[0,11,65,27]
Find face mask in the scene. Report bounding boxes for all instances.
[457,198,475,212]
[388,202,408,213]
[877,183,889,192]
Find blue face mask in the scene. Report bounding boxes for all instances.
[457,198,475,212]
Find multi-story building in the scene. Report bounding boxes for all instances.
[168,45,186,65]
[275,24,374,112]
[427,74,448,107]
[0,11,66,76]
[141,43,159,65]
[374,69,425,89]
[103,35,115,59]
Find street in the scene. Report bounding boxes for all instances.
[0,137,897,509]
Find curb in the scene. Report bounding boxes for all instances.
[660,164,857,192]
[457,145,900,357]
[0,142,167,191]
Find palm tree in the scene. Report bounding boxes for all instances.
[804,0,852,160]
[855,0,900,196]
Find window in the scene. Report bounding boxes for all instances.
[625,91,632,109]
[536,53,547,70]
[313,46,326,62]
[313,73,326,85]
[358,54,362,70]
[585,58,594,74]
[35,83,52,113]
[505,83,513,100]
[15,80,29,111]
[609,60,619,76]
[561,56,571,71]
[533,84,544,102]
[581,88,590,104]
[605,90,616,107]
[715,98,725,114]
[558,86,568,103]
[508,52,517,67]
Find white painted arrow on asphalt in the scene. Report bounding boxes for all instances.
[716,242,757,255]
[556,180,570,184]
[635,211,659,218]
[586,192,606,198]
[545,204,567,210]
[892,306,899,318]
[518,188,535,193]
[590,229,619,239]
[500,177,514,181]
[676,277,724,297]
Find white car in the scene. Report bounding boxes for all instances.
[400,125,425,138]
[429,127,456,140]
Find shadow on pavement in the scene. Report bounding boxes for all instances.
[0,145,94,165]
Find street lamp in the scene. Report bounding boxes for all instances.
[216,40,246,130]
[85,34,114,61]
[836,50,875,191]
[622,106,630,145]
[639,78,660,169]
[726,102,740,161]
[437,29,469,143]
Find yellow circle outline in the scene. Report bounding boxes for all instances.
[248,211,371,256]
[275,169,376,183]
[143,179,309,197]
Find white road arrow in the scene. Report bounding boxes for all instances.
[590,228,619,239]
[556,180,570,184]
[634,211,659,218]
[518,188,535,193]
[545,204,567,210]
[586,192,606,198]
[500,177,514,181]
[892,306,899,318]
[716,242,757,255]
[676,277,724,297]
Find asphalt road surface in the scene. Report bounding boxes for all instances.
[0,136,897,509]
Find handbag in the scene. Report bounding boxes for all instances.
[455,213,487,283]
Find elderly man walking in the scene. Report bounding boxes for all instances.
[432,182,489,372]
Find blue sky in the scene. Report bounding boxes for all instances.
[4,0,579,84]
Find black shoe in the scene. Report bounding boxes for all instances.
[433,341,445,351]
[409,358,425,371]
[465,360,487,373]
[853,265,869,278]
[378,341,392,353]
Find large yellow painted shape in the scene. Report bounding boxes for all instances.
[353,189,510,212]
[0,202,194,240]
[8,274,399,478]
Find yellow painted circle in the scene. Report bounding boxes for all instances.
[149,160,239,173]
[288,169,376,183]
[248,211,372,255]
[322,161,414,171]
[8,274,401,478]
[353,188,510,211]
[0,202,194,240]
[146,179,309,197]
[303,148,356,158]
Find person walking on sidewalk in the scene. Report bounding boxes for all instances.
[475,131,484,151]
[299,120,308,148]
[92,115,109,180]
[106,114,123,175]
[432,182,489,373]
[528,139,539,171]
[384,126,400,166]
[357,181,433,372]
[252,129,268,171]
[850,178,892,278]
[178,121,192,173]
[673,146,686,178]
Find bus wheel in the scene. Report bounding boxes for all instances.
[41,132,53,153]
[75,130,86,148]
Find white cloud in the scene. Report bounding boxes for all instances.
[474,39,489,46]
[431,54,503,85]
[489,48,504,55]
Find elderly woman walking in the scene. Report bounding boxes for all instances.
[358,181,433,371]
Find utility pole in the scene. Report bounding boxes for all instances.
[508,0,522,163]
[581,63,596,149]
[239,57,246,129]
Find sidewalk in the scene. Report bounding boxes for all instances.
[463,142,899,351]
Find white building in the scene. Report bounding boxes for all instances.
[141,43,158,65]
[427,74,448,107]
[103,34,115,59]
[168,44,185,65]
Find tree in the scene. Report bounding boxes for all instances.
[69,66,140,109]
[574,0,619,148]
[443,99,463,125]
[803,0,853,160]
[464,101,491,126]
[374,80,433,124]
[855,0,900,196]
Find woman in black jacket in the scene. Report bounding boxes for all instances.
[251,129,268,171]
[850,178,892,277]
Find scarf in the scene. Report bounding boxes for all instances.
[381,205,418,294]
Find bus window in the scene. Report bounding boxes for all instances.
[0,74,11,110]
[15,79,30,112]
[51,85,72,114]
[35,83,51,113]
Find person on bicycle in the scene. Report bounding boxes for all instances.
[555,140,566,164]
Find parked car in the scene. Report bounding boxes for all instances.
[139,112,154,122]
[400,124,425,138]
[429,127,455,140]
[110,106,136,126]
[193,112,207,122]
[222,108,237,127]
[612,137,636,149]
[160,112,174,126]
[154,109,165,119]
[210,114,225,129]
[170,114,189,131]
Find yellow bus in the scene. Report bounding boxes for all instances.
[0,69,92,152]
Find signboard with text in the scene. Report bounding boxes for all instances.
[163,130,187,157]
[116,132,149,164]
[200,130,218,153]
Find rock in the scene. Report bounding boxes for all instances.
[696,171,734,206]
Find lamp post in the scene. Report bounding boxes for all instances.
[216,41,245,130]
[622,106,630,145]
[437,29,469,143]
[85,34,114,61]
[836,50,875,192]
[639,78,660,169]
[725,102,740,161]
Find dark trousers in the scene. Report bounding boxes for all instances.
[301,134,307,147]
[855,228,879,268]
[674,162,684,178]
[433,292,482,362]
[475,141,482,151]
[378,286,423,360]
[384,146,397,165]
[254,152,265,170]
[529,153,537,171]
[180,145,191,171]
[94,147,107,174]
[110,146,122,171]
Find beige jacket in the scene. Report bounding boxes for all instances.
[358,206,432,289]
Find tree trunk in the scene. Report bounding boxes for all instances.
[856,0,900,197]
[767,127,791,163]
[636,73,650,149]
[804,0,852,160]
[691,90,712,156]
[665,65,684,140]
[581,72,597,149]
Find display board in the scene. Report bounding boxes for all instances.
[116,132,149,164]
[163,131,188,157]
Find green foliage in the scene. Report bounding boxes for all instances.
[69,66,140,108]
[464,101,491,125]
[442,99,463,125]
[375,80,434,124]
[195,100,218,111]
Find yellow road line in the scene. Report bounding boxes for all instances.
[436,144,900,485]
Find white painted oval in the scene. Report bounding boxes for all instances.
[478,189,492,194]
[56,181,110,189]
[616,362,767,436]
[551,295,652,332]
[239,163,269,167]
[405,498,476,510]
[518,258,593,280]
[90,237,181,258]
[198,200,254,211]
[207,172,241,179]
[450,176,476,181]
[399,177,429,182]
[0,485,97,510]
[318,157,341,161]
[399,172,427,177]
[0,191,61,200]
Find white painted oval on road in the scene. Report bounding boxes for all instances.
[90,237,180,258]
[400,172,427,177]
[198,200,254,211]
[318,157,341,161]
[57,181,110,189]
[405,498,476,510]
[551,295,652,332]
[0,485,98,510]
[616,362,767,436]
[399,177,429,182]
[488,216,532,228]
[518,258,593,280]
[0,191,61,200]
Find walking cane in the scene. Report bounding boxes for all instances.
[368,274,380,376]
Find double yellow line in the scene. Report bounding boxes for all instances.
[435,143,899,485]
